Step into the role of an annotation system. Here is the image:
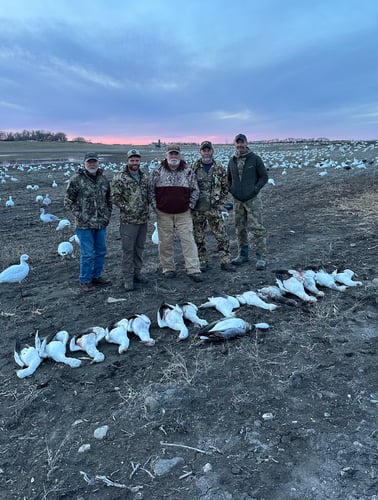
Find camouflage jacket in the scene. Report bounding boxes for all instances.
[111,168,149,224]
[64,167,112,229]
[190,159,229,211]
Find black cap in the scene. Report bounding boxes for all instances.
[200,141,213,150]
[234,133,248,143]
[84,152,99,161]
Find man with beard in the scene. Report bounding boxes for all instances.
[64,152,112,293]
[111,149,149,291]
[148,144,203,282]
[227,134,268,270]
[191,141,235,273]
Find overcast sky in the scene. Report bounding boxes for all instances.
[1,0,377,144]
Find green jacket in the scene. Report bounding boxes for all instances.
[64,167,112,229]
[190,159,229,211]
[111,168,149,224]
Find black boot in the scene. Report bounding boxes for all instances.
[231,245,249,265]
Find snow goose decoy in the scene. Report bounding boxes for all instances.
[40,208,60,224]
[276,275,317,303]
[70,327,107,362]
[40,330,81,368]
[193,317,255,345]
[56,219,71,231]
[127,314,155,346]
[57,241,74,257]
[181,302,208,327]
[14,332,46,379]
[157,303,188,341]
[332,269,362,287]
[151,222,159,245]
[5,196,14,207]
[315,269,347,292]
[105,319,130,353]
[43,194,51,206]
[199,294,240,317]
[0,254,31,297]
[236,290,278,311]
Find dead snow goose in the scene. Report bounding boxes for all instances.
[315,269,347,291]
[288,269,325,298]
[181,302,208,327]
[105,319,130,353]
[257,285,298,307]
[333,269,362,287]
[194,317,253,344]
[127,314,155,345]
[236,290,278,311]
[276,276,317,303]
[199,295,240,317]
[14,332,46,379]
[40,330,81,368]
[70,327,107,362]
[157,303,188,341]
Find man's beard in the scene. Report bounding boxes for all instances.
[167,158,180,168]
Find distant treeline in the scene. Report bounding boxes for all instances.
[0,130,88,143]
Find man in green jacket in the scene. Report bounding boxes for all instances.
[64,152,113,292]
[111,149,149,291]
[191,141,235,272]
[227,134,268,270]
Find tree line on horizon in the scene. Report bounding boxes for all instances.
[0,130,89,143]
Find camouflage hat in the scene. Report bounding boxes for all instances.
[127,149,141,159]
[200,141,213,150]
[84,152,99,161]
[166,143,181,153]
[234,133,248,143]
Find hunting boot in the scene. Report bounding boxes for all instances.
[231,245,249,266]
[256,252,267,270]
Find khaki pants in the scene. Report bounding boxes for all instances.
[156,209,200,274]
[120,223,147,279]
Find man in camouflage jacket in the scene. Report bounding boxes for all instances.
[191,141,235,272]
[64,152,112,292]
[111,149,149,291]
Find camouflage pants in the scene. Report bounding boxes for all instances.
[192,209,231,264]
[234,194,267,256]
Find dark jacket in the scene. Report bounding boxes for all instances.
[64,167,112,229]
[227,150,268,202]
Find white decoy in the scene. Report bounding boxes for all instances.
[276,277,318,303]
[181,302,208,327]
[127,314,155,345]
[35,195,44,203]
[69,234,80,246]
[51,180,58,188]
[0,254,31,296]
[58,241,74,257]
[105,319,130,353]
[56,219,71,231]
[257,285,298,307]
[152,222,159,245]
[199,295,240,317]
[288,269,325,298]
[40,208,60,223]
[70,327,107,362]
[236,291,278,311]
[315,269,347,292]
[332,269,362,287]
[194,317,253,344]
[221,211,230,221]
[43,194,51,206]
[5,196,14,207]
[268,178,276,186]
[40,331,81,368]
[157,303,188,341]
[14,332,46,379]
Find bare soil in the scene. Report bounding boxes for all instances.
[0,142,377,500]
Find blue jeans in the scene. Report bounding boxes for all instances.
[76,228,107,283]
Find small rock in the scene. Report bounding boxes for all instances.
[153,457,184,476]
[78,444,91,453]
[94,425,109,439]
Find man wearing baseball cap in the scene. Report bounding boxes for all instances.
[111,149,149,291]
[227,134,268,270]
[64,152,113,292]
[190,141,235,272]
[148,144,203,282]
